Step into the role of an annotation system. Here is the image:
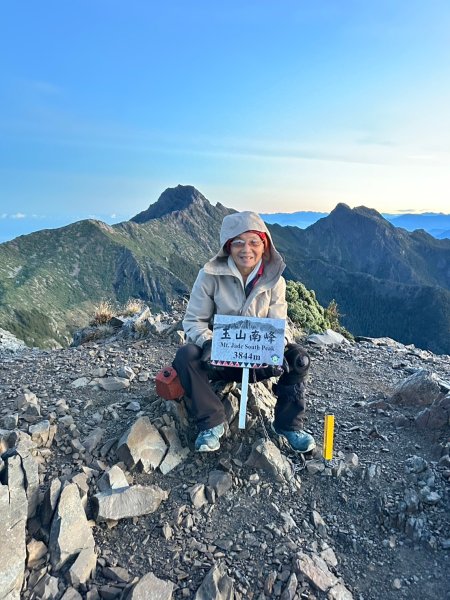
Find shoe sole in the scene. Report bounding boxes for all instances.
[271,424,316,454]
[196,443,220,452]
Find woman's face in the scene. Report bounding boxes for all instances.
[229,231,265,276]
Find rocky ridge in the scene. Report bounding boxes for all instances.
[1,185,449,353]
[0,308,449,600]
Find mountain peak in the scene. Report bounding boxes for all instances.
[329,203,385,221]
[130,185,210,223]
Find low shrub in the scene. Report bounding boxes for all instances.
[90,300,114,326]
[122,298,145,317]
[286,280,352,338]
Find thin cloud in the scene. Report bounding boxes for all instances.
[356,136,397,147]
[0,106,447,172]
[0,113,400,167]
[11,212,26,219]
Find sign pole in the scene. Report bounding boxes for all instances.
[238,367,250,429]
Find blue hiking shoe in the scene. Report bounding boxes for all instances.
[271,423,316,453]
[195,423,225,452]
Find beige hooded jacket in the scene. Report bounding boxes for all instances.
[183,211,288,347]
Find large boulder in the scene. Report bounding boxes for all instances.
[415,393,450,429]
[159,426,189,475]
[117,417,167,472]
[49,483,95,570]
[391,370,442,406]
[0,455,27,600]
[246,439,294,483]
[93,484,168,521]
[307,329,349,347]
[97,465,129,493]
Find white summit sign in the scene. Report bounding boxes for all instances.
[210,315,286,429]
[210,315,286,368]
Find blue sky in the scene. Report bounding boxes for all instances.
[1,1,450,241]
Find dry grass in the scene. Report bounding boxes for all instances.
[90,300,114,326]
[122,298,145,317]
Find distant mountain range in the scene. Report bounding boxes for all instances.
[0,185,449,354]
[261,211,450,239]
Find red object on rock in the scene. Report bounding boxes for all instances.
[155,366,185,401]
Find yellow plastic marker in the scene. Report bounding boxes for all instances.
[323,414,335,461]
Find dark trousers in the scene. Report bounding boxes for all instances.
[173,343,310,432]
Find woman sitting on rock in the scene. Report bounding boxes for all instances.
[173,211,315,453]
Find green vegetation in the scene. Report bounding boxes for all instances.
[1,187,449,353]
[0,208,221,348]
[286,280,351,338]
[4,308,66,347]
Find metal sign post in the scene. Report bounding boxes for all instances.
[239,367,250,429]
[210,315,286,429]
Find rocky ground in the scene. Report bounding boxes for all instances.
[0,314,449,600]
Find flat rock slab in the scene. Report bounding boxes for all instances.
[68,547,97,587]
[49,483,95,570]
[13,442,40,518]
[93,484,168,521]
[71,377,90,388]
[307,329,349,346]
[40,478,62,530]
[128,571,174,599]
[98,377,130,391]
[97,465,129,492]
[159,426,189,475]
[0,455,27,600]
[117,417,167,472]
[293,551,338,593]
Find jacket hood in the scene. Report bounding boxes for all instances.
[204,211,286,285]
[219,211,270,248]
